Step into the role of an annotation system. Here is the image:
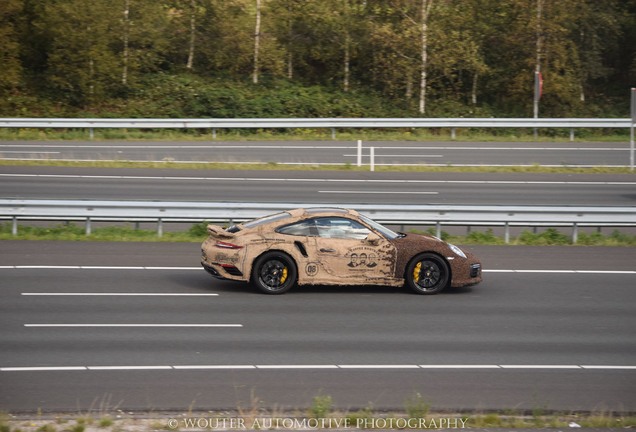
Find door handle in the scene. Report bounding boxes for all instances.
[320,248,335,253]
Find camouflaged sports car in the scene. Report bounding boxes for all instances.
[201,208,481,294]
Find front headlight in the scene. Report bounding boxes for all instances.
[448,244,467,259]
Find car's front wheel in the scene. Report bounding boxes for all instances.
[252,252,297,294]
[405,253,450,295]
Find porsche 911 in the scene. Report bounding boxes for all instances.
[201,208,482,294]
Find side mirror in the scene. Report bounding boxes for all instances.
[365,232,381,246]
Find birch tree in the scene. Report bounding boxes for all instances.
[253,0,261,83]
[419,0,432,113]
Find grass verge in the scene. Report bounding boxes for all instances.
[1,223,635,246]
[1,158,635,174]
[0,127,631,143]
[2,409,636,431]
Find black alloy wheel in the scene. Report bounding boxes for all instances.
[252,252,297,294]
[405,253,450,295]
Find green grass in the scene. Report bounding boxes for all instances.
[414,227,636,246]
[2,409,636,432]
[2,223,635,246]
[0,222,208,242]
[1,158,634,174]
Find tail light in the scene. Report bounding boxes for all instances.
[215,241,243,250]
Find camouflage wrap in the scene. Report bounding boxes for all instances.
[201,208,482,292]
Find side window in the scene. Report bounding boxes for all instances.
[276,220,318,236]
[276,217,371,239]
[314,217,370,239]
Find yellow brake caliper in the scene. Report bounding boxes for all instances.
[280,267,288,284]
[413,262,422,282]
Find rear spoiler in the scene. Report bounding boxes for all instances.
[206,224,235,239]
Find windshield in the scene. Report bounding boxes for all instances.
[359,214,401,240]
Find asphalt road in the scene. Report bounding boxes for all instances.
[2,165,636,206]
[0,140,632,167]
[1,241,635,412]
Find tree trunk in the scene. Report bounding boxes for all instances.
[472,72,478,105]
[122,0,129,84]
[186,0,196,69]
[534,0,543,121]
[419,0,432,114]
[344,33,350,92]
[253,0,261,84]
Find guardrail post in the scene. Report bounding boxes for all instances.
[357,140,362,167]
[157,218,163,237]
[572,222,578,244]
[86,217,91,235]
[12,217,18,236]
[436,222,441,239]
[570,128,574,141]
[331,128,336,140]
[451,128,456,140]
[89,128,94,140]
[504,222,510,244]
[370,147,375,172]
[212,128,217,139]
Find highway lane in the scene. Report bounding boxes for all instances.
[2,165,636,206]
[0,140,632,167]
[1,241,635,412]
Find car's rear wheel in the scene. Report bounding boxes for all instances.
[252,252,297,294]
[405,253,450,295]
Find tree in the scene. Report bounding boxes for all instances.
[39,0,121,104]
[0,0,23,90]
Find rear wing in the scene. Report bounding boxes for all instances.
[206,224,235,239]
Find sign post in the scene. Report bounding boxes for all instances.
[631,88,635,171]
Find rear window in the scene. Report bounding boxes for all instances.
[242,212,291,228]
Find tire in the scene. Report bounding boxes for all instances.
[251,252,297,294]
[405,253,450,295]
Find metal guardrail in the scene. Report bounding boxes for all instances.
[2,200,635,243]
[0,117,631,136]
[0,117,632,128]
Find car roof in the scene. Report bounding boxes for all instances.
[288,207,359,218]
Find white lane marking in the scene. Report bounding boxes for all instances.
[337,364,421,369]
[173,365,256,370]
[87,366,172,370]
[255,365,340,369]
[581,365,636,370]
[499,365,581,369]
[483,269,636,274]
[2,173,635,186]
[22,293,219,296]
[0,144,627,151]
[3,266,635,275]
[353,146,628,151]
[2,364,635,372]
[0,145,350,149]
[0,151,61,154]
[418,365,501,369]
[0,266,202,270]
[318,190,439,195]
[24,324,242,328]
[343,154,444,158]
[1,367,87,372]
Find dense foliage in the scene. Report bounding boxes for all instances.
[1,0,635,118]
